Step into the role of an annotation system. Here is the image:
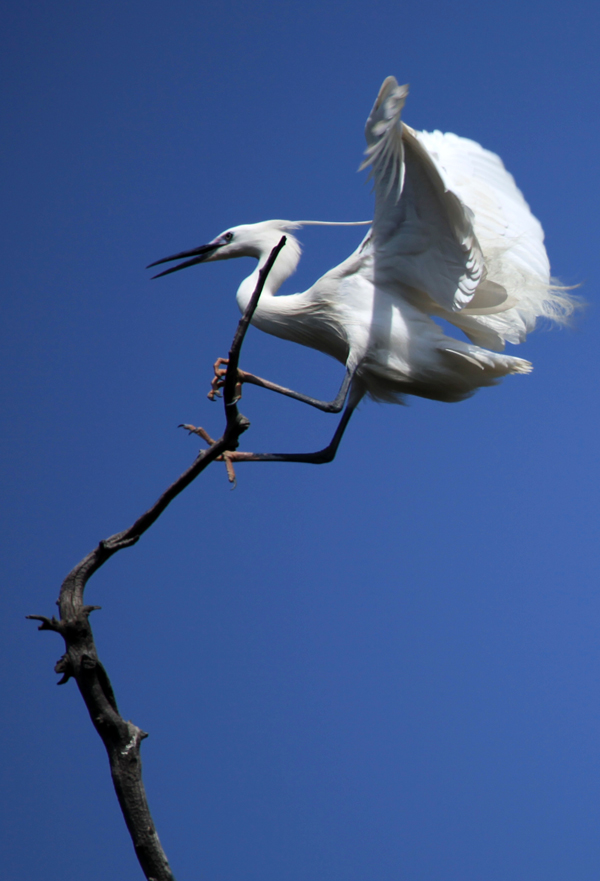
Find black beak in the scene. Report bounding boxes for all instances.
[147,242,223,278]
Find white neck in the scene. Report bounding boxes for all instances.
[234,233,315,347]
[235,235,302,313]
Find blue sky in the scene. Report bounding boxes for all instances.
[2,1,600,879]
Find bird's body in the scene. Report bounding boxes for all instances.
[150,77,575,462]
[233,217,532,405]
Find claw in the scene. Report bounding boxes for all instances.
[179,424,216,444]
[221,452,237,486]
[207,357,244,402]
[179,423,238,485]
[208,357,229,401]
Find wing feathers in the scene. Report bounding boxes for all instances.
[360,78,576,347]
[362,78,485,313]
[361,78,408,203]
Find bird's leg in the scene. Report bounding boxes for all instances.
[224,390,361,469]
[240,367,354,413]
[208,361,354,414]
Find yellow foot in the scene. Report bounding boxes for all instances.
[207,357,244,402]
[179,423,238,485]
[207,357,228,400]
[179,424,215,443]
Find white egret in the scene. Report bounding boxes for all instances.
[149,77,575,464]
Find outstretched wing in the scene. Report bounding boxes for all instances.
[415,130,574,350]
[362,77,485,313]
[415,128,550,289]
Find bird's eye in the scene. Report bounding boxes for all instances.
[224,232,234,242]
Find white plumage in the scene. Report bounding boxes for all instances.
[150,77,575,460]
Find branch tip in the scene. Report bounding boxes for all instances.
[222,236,286,428]
[83,605,102,616]
[26,614,61,632]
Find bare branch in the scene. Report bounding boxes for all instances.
[28,237,287,881]
[223,234,287,427]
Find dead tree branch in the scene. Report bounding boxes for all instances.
[28,236,287,881]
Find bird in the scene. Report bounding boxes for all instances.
[148,77,575,465]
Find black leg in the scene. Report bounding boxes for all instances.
[240,367,353,413]
[227,385,362,466]
[212,364,354,414]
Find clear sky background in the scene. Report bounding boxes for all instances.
[2,1,600,879]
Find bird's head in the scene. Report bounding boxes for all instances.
[148,220,302,279]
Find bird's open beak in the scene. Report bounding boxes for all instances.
[147,242,224,278]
